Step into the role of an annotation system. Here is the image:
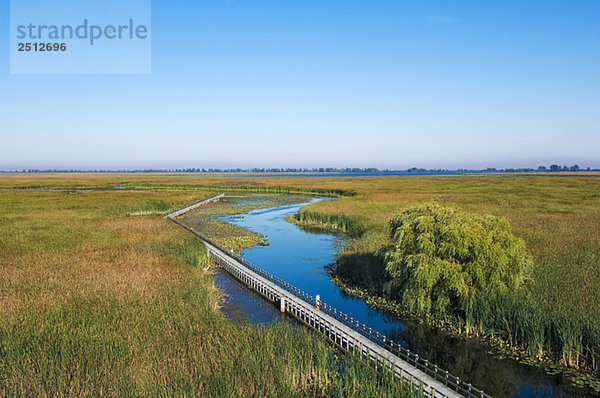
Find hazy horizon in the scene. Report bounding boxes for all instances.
[1,165,596,173]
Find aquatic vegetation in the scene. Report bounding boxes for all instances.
[178,193,313,252]
[187,218,268,252]
[293,208,368,237]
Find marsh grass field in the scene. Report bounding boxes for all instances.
[0,181,417,397]
[1,172,599,394]
[286,174,600,389]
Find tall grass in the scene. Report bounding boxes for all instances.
[467,292,600,371]
[293,208,368,237]
[120,183,358,197]
[122,199,172,215]
[280,175,600,378]
[0,186,416,397]
[0,272,418,397]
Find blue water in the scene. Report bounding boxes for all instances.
[221,200,404,334]
[216,198,595,398]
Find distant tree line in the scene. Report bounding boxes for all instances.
[0,165,595,173]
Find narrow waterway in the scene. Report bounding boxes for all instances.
[211,197,595,398]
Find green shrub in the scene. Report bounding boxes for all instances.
[385,202,533,316]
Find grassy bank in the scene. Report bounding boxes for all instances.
[285,174,600,390]
[0,184,417,397]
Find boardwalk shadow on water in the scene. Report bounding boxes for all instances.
[213,268,297,326]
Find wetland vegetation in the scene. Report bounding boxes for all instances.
[0,179,418,397]
[178,193,313,252]
[2,172,599,394]
[288,174,600,391]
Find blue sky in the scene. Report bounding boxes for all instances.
[1,0,599,170]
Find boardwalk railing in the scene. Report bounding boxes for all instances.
[163,193,224,218]
[165,195,491,398]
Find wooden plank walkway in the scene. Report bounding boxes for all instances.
[163,193,224,218]
[165,194,491,398]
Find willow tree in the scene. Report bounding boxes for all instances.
[385,203,532,317]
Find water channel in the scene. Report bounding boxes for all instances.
[190,196,596,398]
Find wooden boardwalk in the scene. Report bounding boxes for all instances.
[163,193,224,218]
[165,195,490,398]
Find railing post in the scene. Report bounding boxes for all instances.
[315,294,320,309]
[280,296,285,313]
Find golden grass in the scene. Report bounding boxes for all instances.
[0,189,214,319]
